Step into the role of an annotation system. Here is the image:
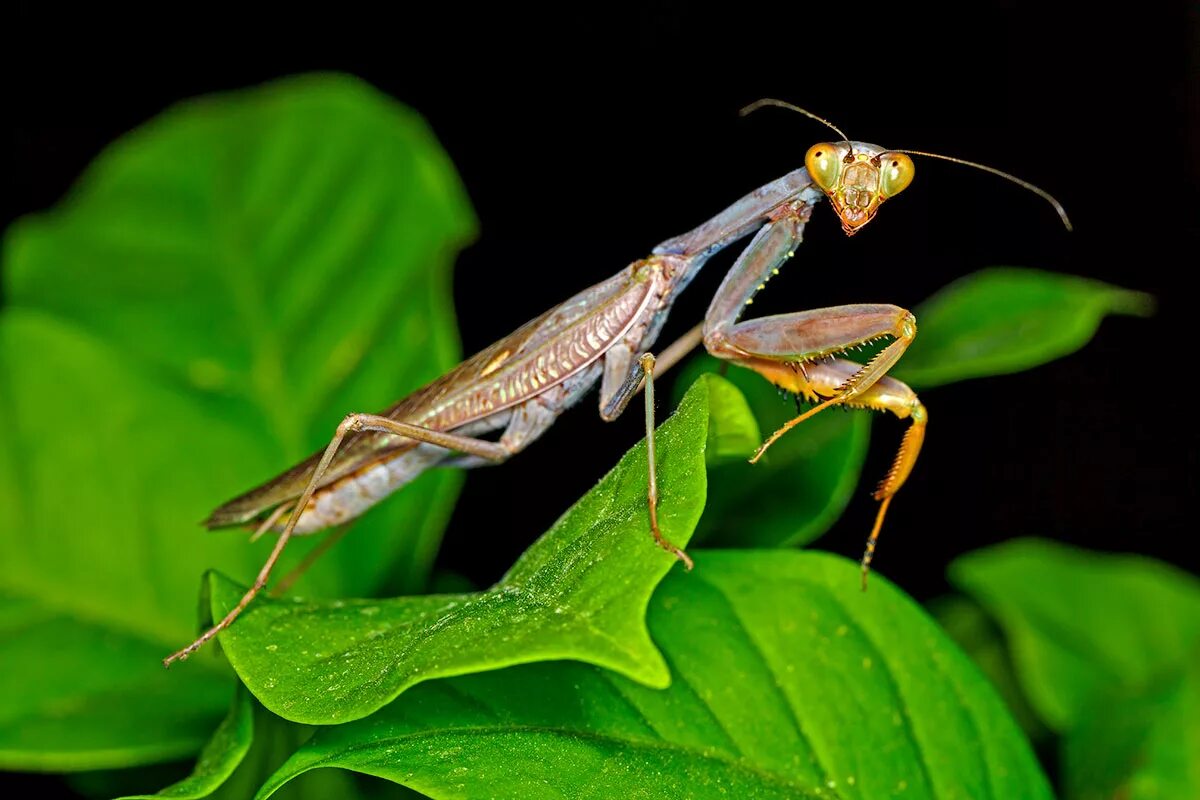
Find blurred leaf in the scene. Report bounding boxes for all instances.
[0,73,473,769]
[259,552,1051,800]
[951,540,1200,800]
[950,539,1200,730]
[199,702,367,800]
[118,688,253,799]
[896,267,1153,388]
[673,355,869,548]
[211,375,751,725]
[929,595,1048,741]
[119,684,399,799]
[1064,663,1200,800]
[698,372,760,463]
[198,699,362,800]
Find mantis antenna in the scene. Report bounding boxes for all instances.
[739,98,850,143]
[892,149,1072,230]
[740,97,1073,231]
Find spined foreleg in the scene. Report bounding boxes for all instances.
[760,357,927,587]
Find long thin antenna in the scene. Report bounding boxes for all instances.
[739,98,850,144]
[894,149,1073,231]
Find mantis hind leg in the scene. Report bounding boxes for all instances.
[163,413,512,667]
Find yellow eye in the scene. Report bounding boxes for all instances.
[880,153,915,198]
[805,142,842,192]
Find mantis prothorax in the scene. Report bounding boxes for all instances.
[164,100,1069,667]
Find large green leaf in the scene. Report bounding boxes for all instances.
[259,551,1051,800]
[0,74,473,770]
[673,355,869,548]
[896,267,1152,388]
[209,375,754,725]
[951,540,1200,800]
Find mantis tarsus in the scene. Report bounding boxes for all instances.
[164,100,1070,667]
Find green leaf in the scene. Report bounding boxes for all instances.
[259,551,1051,800]
[196,702,367,800]
[0,73,473,769]
[896,267,1153,388]
[698,372,761,464]
[1064,663,1200,800]
[211,375,753,725]
[950,539,1200,730]
[0,582,233,770]
[118,684,413,799]
[929,595,1048,741]
[673,355,869,548]
[118,688,254,799]
[951,540,1200,800]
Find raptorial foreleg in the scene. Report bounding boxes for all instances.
[699,209,918,460]
[754,357,928,587]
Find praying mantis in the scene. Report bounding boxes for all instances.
[164,100,1070,666]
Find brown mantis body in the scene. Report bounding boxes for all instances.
[165,102,1068,666]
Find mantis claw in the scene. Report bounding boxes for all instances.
[656,535,694,571]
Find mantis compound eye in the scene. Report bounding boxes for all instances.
[879,152,915,198]
[805,142,843,192]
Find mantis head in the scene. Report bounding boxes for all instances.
[805,141,914,235]
[740,98,1073,235]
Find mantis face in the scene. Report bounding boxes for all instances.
[805,141,915,235]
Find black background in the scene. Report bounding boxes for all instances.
[5,1,1198,794]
